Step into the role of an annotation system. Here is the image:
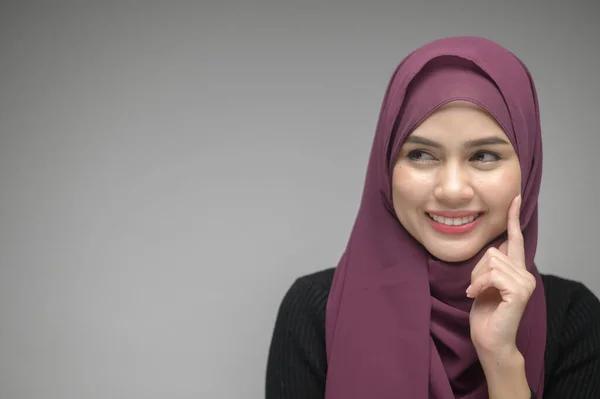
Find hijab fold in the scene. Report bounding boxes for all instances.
[324,36,546,399]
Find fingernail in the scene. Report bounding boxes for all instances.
[466,285,473,298]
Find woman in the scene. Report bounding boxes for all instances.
[265,36,600,398]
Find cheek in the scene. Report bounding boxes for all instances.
[391,165,433,209]
[475,162,521,211]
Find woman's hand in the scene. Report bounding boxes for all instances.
[467,195,536,363]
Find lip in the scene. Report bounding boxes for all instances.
[426,210,481,218]
[426,212,483,235]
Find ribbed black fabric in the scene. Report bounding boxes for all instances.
[266,269,600,398]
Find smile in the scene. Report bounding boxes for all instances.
[425,211,483,235]
[426,213,480,226]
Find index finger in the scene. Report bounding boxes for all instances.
[507,194,525,266]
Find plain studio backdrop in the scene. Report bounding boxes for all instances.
[0,1,599,398]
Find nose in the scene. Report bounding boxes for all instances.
[433,161,474,205]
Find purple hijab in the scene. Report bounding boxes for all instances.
[324,36,547,398]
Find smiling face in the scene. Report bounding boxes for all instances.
[391,100,522,262]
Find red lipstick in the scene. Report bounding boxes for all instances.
[426,211,482,235]
[426,210,480,218]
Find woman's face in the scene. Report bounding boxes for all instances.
[392,100,521,262]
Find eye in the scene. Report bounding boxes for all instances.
[470,150,501,163]
[407,150,437,162]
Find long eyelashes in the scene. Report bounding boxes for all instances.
[469,150,502,163]
[407,150,435,162]
[406,149,502,164]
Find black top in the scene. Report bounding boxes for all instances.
[266,268,600,398]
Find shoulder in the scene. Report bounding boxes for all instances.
[266,270,336,397]
[541,273,600,317]
[284,270,600,313]
[280,270,600,337]
[540,273,596,295]
[276,268,335,320]
[539,274,600,341]
[539,274,600,396]
[295,267,336,292]
[285,270,600,312]
[270,268,335,342]
[541,273,600,338]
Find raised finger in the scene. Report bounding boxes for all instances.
[507,194,525,267]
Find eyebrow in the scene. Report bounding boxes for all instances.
[405,135,511,148]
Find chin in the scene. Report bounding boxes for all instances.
[427,246,480,263]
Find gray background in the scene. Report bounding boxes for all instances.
[1,1,598,398]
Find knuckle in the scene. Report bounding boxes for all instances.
[529,278,537,291]
[523,273,536,289]
[487,247,499,257]
[489,256,501,268]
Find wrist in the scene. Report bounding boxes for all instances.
[479,349,530,399]
[476,345,522,370]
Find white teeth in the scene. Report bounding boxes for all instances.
[427,213,478,226]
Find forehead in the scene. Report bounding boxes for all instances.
[410,100,508,139]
